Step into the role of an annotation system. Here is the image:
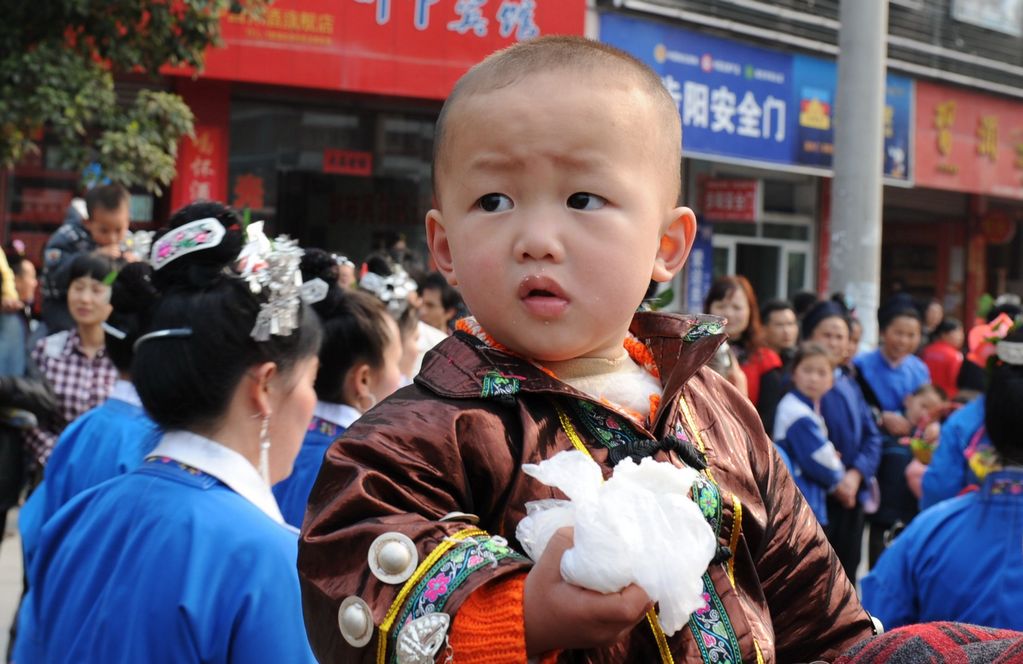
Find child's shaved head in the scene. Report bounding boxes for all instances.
[433,36,683,204]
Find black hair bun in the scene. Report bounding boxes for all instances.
[152,200,245,291]
[300,247,343,318]
[111,262,158,317]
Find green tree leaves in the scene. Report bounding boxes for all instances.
[0,0,267,193]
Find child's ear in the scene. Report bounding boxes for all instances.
[651,207,697,283]
[425,209,458,287]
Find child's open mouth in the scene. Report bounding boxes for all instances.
[519,276,569,318]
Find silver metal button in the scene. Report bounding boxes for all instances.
[368,532,418,584]
[337,596,373,647]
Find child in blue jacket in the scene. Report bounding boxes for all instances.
[773,343,846,525]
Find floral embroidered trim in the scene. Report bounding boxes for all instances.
[377,528,486,664]
[150,217,226,271]
[571,399,647,451]
[145,455,205,477]
[480,370,524,400]
[388,534,527,663]
[683,320,725,343]
[688,574,743,664]
[307,416,341,439]
[989,478,1023,495]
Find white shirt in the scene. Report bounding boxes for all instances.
[313,401,361,429]
[107,379,143,408]
[148,431,286,525]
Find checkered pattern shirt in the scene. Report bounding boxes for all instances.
[23,329,117,468]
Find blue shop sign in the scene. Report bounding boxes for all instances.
[599,12,914,180]
[685,220,715,312]
[600,13,795,166]
[792,55,913,181]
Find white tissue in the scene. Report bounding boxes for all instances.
[515,450,717,636]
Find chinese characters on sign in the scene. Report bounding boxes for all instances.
[600,13,913,179]
[701,179,759,222]
[323,149,374,177]
[200,0,585,99]
[916,81,1023,200]
[186,130,221,202]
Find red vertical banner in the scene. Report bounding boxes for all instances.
[170,80,231,214]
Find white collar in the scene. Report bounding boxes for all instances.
[108,379,143,408]
[148,431,286,526]
[314,401,361,429]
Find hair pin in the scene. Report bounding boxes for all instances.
[133,327,193,352]
[151,218,226,271]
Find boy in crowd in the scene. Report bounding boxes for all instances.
[40,183,133,332]
[299,37,874,663]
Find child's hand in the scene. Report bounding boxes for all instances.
[524,527,651,656]
[1,296,22,313]
[880,412,912,436]
[905,459,926,499]
[96,243,123,258]
[923,421,940,444]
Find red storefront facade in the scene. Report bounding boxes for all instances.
[1,0,586,265]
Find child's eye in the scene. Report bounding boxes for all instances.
[567,192,607,210]
[477,193,513,212]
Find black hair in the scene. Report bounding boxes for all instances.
[300,248,393,404]
[791,342,834,371]
[363,252,394,277]
[985,328,1023,466]
[800,300,850,341]
[4,247,29,276]
[791,291,819,319]
[878,293,922,331]
[105,263,158,374]
[85,183,130,218]
[134,200,322,431]
[420,271,462,312]
[761,299,795,325]
[986,303,1023,324]
[68,252,121,284]
[933,318,963,338]
[910,383,947,401]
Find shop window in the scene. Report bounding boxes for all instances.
[229,99,438,265]
[762,223,810,241]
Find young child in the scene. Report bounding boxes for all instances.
[921,318,964,399]
[23,252,121,473]
[272,249,403,528]
[299,37,873,663]
[772,344,846,527]
[40,183,133,332]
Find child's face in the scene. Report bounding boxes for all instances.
[792,355,833,402]
[904,391,943,425]
[67,275,113,327]
[709,289,751,341]
[846,323,862,364]
[880,315,921,362]
[942,326,964,349]
[85,202,130,248]
[427,70,695,362]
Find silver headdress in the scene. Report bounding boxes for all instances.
[996,340,1023,366]
[360,267,418,317]
[236,222,328,341]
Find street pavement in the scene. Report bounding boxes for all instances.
[1,508,21,657]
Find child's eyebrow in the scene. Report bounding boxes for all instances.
[468,150,613,173]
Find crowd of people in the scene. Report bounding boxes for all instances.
[1,35,1022,663]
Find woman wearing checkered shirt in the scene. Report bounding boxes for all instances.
[22,252,120,474]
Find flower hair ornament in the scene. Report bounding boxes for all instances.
[150,217,227,270]
[360,267,418,317]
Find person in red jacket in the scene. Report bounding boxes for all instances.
[921,318,964,399]
[704,275,782,407]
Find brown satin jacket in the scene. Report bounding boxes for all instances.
[299,312,874,663]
